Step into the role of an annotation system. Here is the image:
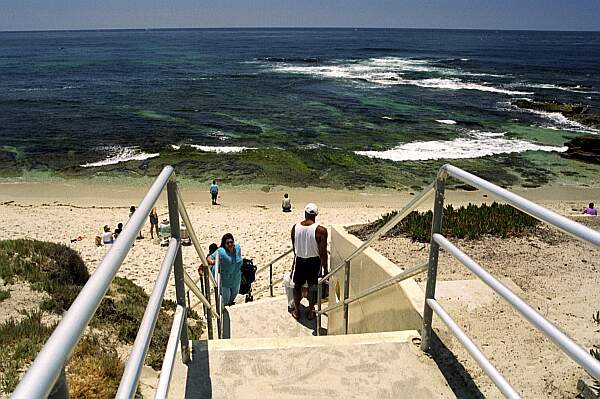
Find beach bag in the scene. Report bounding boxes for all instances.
[239,258,256,301]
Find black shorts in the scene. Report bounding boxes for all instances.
[292,256,320,286]
[211,193,218,200]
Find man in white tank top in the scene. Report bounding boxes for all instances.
[290,203,328,321]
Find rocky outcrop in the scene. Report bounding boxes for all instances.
[512,99,600,130]
[561,135,600,164]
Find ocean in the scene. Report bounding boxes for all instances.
[0,28,599,180]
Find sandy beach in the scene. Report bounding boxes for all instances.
[1,179,599,397]
[1,180,598,300]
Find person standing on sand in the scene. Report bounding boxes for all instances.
[290,203,328,320]
[149,207,159,238]
[583,202,597,216]
[210,180,219,205]
[129,206,144,239]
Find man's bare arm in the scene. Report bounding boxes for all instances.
[316,225,328,275]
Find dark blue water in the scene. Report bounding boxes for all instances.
[0,28,599,167]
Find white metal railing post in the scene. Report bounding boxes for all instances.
[421,170,447,352]
[167,180,190,364]
[202,264,214,339]
[317,280,323,336]
[11,166,175,399]
[342,259,351,334]
[214,252,222,338]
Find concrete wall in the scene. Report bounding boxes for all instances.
[327,225,425,335]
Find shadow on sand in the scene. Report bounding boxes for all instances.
[428,331,486,398]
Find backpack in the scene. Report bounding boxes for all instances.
[239,258,257,301]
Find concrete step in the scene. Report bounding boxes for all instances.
[166,331,457,398]
[223,295,322,339]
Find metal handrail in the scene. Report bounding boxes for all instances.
[11,166,177,399]
[155,304,187,398]
[316,261,428,316]
[442,165,600,247]
[183,271,220,320]
[433,233,600,380]
[256,248,294,275]
[116,238,180,398]
[319,181,434,284]
[215,252,223,337]
[11,165,227,398]
[426,298,520,399]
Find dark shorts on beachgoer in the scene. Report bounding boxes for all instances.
[211,193,218,200]
[292,256,320,286]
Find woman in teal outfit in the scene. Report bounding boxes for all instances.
[207,233,243,306]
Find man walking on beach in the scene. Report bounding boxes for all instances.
[209,180,219,205]
[290,203,328,320]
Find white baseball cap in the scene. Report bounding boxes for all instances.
[304,203,319,216]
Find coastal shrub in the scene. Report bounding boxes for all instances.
[0,238,203,396]
[0,288,9,302]
[0,239,89,312]
[67,335,126,399]
[359,202,539,242]
[0,310,57,394]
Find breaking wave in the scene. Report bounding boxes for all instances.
[354,131,566,161]
[80,147,159,168]
[266,56,530,95]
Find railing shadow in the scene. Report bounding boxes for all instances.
[428,331,485,398]
[221,308,231,339]
[185,340,213,399]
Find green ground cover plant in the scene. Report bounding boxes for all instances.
[352,202,540,242]
[0,239,203,396]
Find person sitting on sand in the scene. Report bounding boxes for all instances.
[113,223,123,239]
[102,225,114,245]
[207,234,242,306]
[282,193,292,213]
[290,203,328,321]
[583,202,598,216]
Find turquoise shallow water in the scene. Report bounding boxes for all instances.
[0,28,598,170]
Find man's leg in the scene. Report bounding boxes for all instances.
[292,284,302,319]
[306,257,321,320]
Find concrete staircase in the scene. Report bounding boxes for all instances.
[160,296,456,398]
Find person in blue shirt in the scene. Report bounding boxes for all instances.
[209,180,219,205]
[207,233,242,306]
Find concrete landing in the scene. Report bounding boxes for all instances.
[224,295,320,339]
[169,331,457,399]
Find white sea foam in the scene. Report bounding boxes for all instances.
[354,132,566,161]
[171,144,254,153]
[513,83,597,93]
[80,147,159,168]
[269,57,526,95]
[518,108,599,134]
[436,119,457,125]
[10,86,79,92]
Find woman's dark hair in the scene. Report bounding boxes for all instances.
[117,223,123,229]
[208,243,218,255]
[220,233,234,248]
[130,206,136,213]
[284,193,289,198]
